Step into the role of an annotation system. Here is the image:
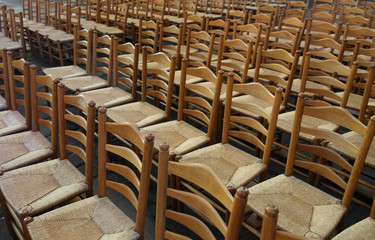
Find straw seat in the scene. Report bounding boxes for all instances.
[181,143,267,187]
[172,71,203,86]
[247,175,346,239]
[231,95,286,117]
[0,159,87,216]
[60,75,109,92]
[0,41,23,51]
[333,217,375,240]
[0,96,7,111]
[0,131,53,172]
[140,120,210,154]
[326,92,375,112]
[277,111,338,142]
[42,65,87,80]
[0,110,28,137]
[78,87,133,108]
[288,78,330,96]
[27,196,139,240]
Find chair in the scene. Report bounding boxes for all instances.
[332,196,375,240]
[78,35,135,108]
[155,143,249,240]
[185,29,216,67]
[107,51,176,127]
[0,52,31,137]
[0,49,11,111]
[159,24,183,67]
[179,80,283,188]
[150,0,166,22]
[25,107,155,240]
[245,94,375,239]
[42,25,92,80]
[0,65,57,173]
[140,59,223,155]
[138,18,160,54]
[0,83,96,239]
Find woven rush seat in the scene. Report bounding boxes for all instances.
[0,110,28,137]
[37,28,66,37]
[95,25,124,35]
[288,78,330,96]
[0,41,22,51]
[0,131,53,172]
[328,131,375,168]
[27,196,139,240]
[107,101,167,127]
[42,65,87,80]
[60,76,109,92]
[171,71,203,86]
[0,159,88,216]
[140,120,210,155]
[247,67,288,80]
[325,92,375,111]
[78,87,133,108]
[180,143,266,187]
[332,217,375,240]
[46,32,74,42]
[246,174,347,239]
[277,111,339,142]
[0,96,8,111]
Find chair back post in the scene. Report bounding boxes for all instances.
[225,187,249,239]
[340,60,358,108]
[85,100,96,197]
[57,83,68,160]
[222,72,235,144]
[1,49,11,109]
[358,64,375,123]
[207,69,224,140]
[342,115,375,207]
[6,51,18,111]
[155,142,170,240]
[260,205,278,240]
[98,107,108,198]
[370,196,375,219]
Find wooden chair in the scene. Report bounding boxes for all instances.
[150,0,166,22]
[260,205,310,240]
[1,10,26,60]
[42,25,92,80]
[266,29,301,55]
[248,12,274,30]
[0,64,58,173]
[136,0,150,19]
[179,80,282,188]
[0,83,96,239]
[24,107,155,240]
[78,35,135,108]
[138,18,160,54]
[159,24,183,67]
[245,94,375,239]
[0,53,31,137]
[185,29,216,67]
[140,59,223,155]
[0,49,11,111]
[332,196,375,240]
[282,8,307,21]
[155,143,249,240]
[205,18,230,41]
[107,51,176,127]
[257,4,280,30]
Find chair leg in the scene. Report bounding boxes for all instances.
[57,40,64,66]
[46,37,53,63]
[0,188,17,239]
[36,32,44,58]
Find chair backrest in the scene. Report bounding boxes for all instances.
[98,108,154,240]
[138,18,160,54]
[159,24,183,66]
[30,65,59,158]
[260,205,310,240]
[2,8,14,39]
[357,65,375,123]
[210,0,226,16]
[178,59,223,140]
[23,0,30,20]
[30,0,38,21]
[141,50,176,120]
[12,11,27,58]
[58,3,70,32]
[223,79,283,181]
[7,52,31,130]
[46,1,58,27]
[150,0,165,22]
[254,43,301,106]
[265,29,301,55]
[58,83,96,197]
[136,0,150,19]
[155,143,249,239]
[114,42,140,101]
[185,29,215,67]
[205,18,229,40]
[0,49,11,109]
[37,0,47,23]
[73,25,93,74]
[167,0,183,17]
[216,36,254,83]
[92,32,114,86]
[70,6,81,34]
[286,94,375,207]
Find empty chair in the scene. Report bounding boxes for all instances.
[0,83,96,239]
[25,107,155,240]
[245,94,375,239]
[0,65,58,173]
[155,143,249,240]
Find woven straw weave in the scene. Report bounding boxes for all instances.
[180,143,266,187]
[0,159,87,215]
[325,92,375,111]
[0,96,8,111]
[332,217,375,240]
[328,131,375,168]
[171,71,203,86]
[107,101,167,127]
[79,87,133,108]
[246,174,346,239]
[61,76,109,92]
[0,131,53,171]
[0,110,28,137]
[277,111,339,142]
[27,196,139,240]
[43,65,87,80]
[141,120,210,155]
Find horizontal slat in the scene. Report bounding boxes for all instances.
[107,180,138,209]
[106,163,140,191]
[65,130,87,147]
[66,145,86,162]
